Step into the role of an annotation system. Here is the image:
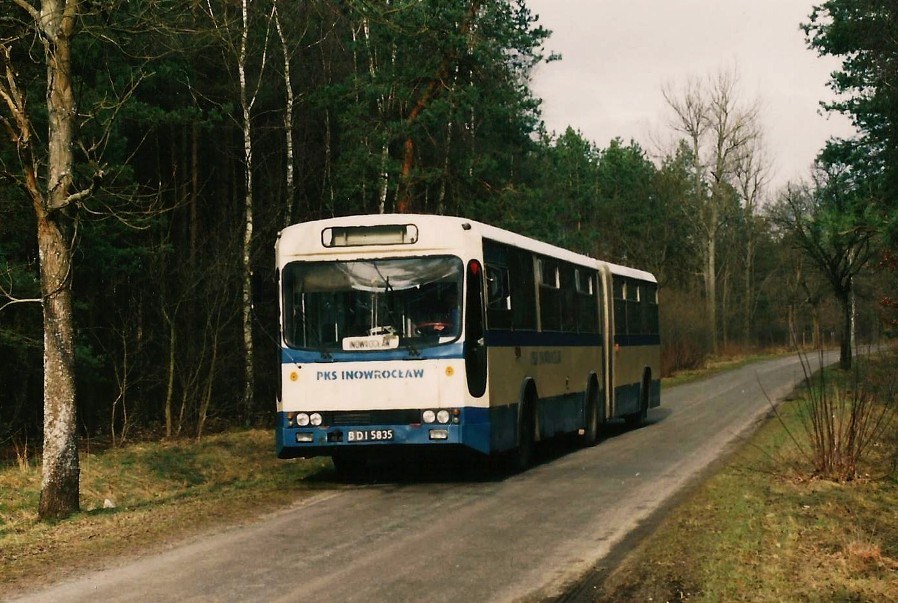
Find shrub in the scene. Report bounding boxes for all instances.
[781,350,896,482]
[660,288,713,376]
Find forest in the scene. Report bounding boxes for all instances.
[1,0,896,518]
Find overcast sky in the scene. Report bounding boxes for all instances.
[525,0,857,190]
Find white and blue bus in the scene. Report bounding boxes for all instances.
[275,214,660,472]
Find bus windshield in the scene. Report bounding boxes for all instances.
[283,256,463,352]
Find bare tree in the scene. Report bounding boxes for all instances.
[663,68,762,353]
[734,136,771,344]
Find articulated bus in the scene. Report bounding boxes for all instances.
[275,214,660,473]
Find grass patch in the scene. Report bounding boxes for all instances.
[594,351,898,601]
[0,429,332,596]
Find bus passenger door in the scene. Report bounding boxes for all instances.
[465,260,487,398]
[599,264,614,420]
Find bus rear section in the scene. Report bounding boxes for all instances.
[607,267,661,425]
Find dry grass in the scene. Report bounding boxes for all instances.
[593,351,898,601]
[0,429,331,597]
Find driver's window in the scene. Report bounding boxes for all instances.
[486,264,510,309]
[485,263,511,330]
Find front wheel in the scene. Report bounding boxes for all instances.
[507,401,534,473]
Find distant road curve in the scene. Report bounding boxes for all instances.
[14,352,838,603]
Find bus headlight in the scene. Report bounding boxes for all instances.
[296,413,310,427]
[436,410,451,424]
[310,412,323,426]
[422,410,436,424]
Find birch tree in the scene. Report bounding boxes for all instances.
[273,0,296,225]
[0,0,101,519]
[202,0,272,418]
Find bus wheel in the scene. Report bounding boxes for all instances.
[508,399,534,473]
[581,386,600,446]
[625,371,651,428]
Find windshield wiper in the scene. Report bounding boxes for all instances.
[300,313,333,359]
[368,261,422,358]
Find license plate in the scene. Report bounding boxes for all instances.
[347,429,394,443]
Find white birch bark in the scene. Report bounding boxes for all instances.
[1,0,86,518]
[239,0,256,417]
[273,1,296,226]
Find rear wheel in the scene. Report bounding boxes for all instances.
[624,370,651,428]
[580,384,599,446]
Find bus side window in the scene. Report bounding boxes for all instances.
[538,257,562,331]
[645,283,659,336]
[486,263,512,330]
[486,264,510,309]
[510,248,536,330]
[559,263,577,333]
[613,276,627,336]
[575,269,599,334]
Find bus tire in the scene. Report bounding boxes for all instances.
[624,369,651,428]
[508,394,535,472]
[580,380,600,447]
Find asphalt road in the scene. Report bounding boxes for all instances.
[14,353,834,603]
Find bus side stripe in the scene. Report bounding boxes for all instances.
[282,343,465,364]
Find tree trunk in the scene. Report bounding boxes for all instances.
[839,291,853,370]
[239,0,255,419]
[812,306,822,349]
[36,213,80,519]
[163,307,176,438]
[742,235,755,345]
[274,1,296,226]
[704,230,718,354]
[397,0,481,213]
[33,0,81,520]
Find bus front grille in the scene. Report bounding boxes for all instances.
[328,409,422,426]
[332,412,372,426]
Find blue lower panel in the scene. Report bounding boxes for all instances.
[614,378,662,417]
[276,407,492,459]
[536,392,584,439]
[615,382,642,416]
[276,394,596,460]
[489,403,517,453]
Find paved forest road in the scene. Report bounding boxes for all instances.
[14,353,835,603]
